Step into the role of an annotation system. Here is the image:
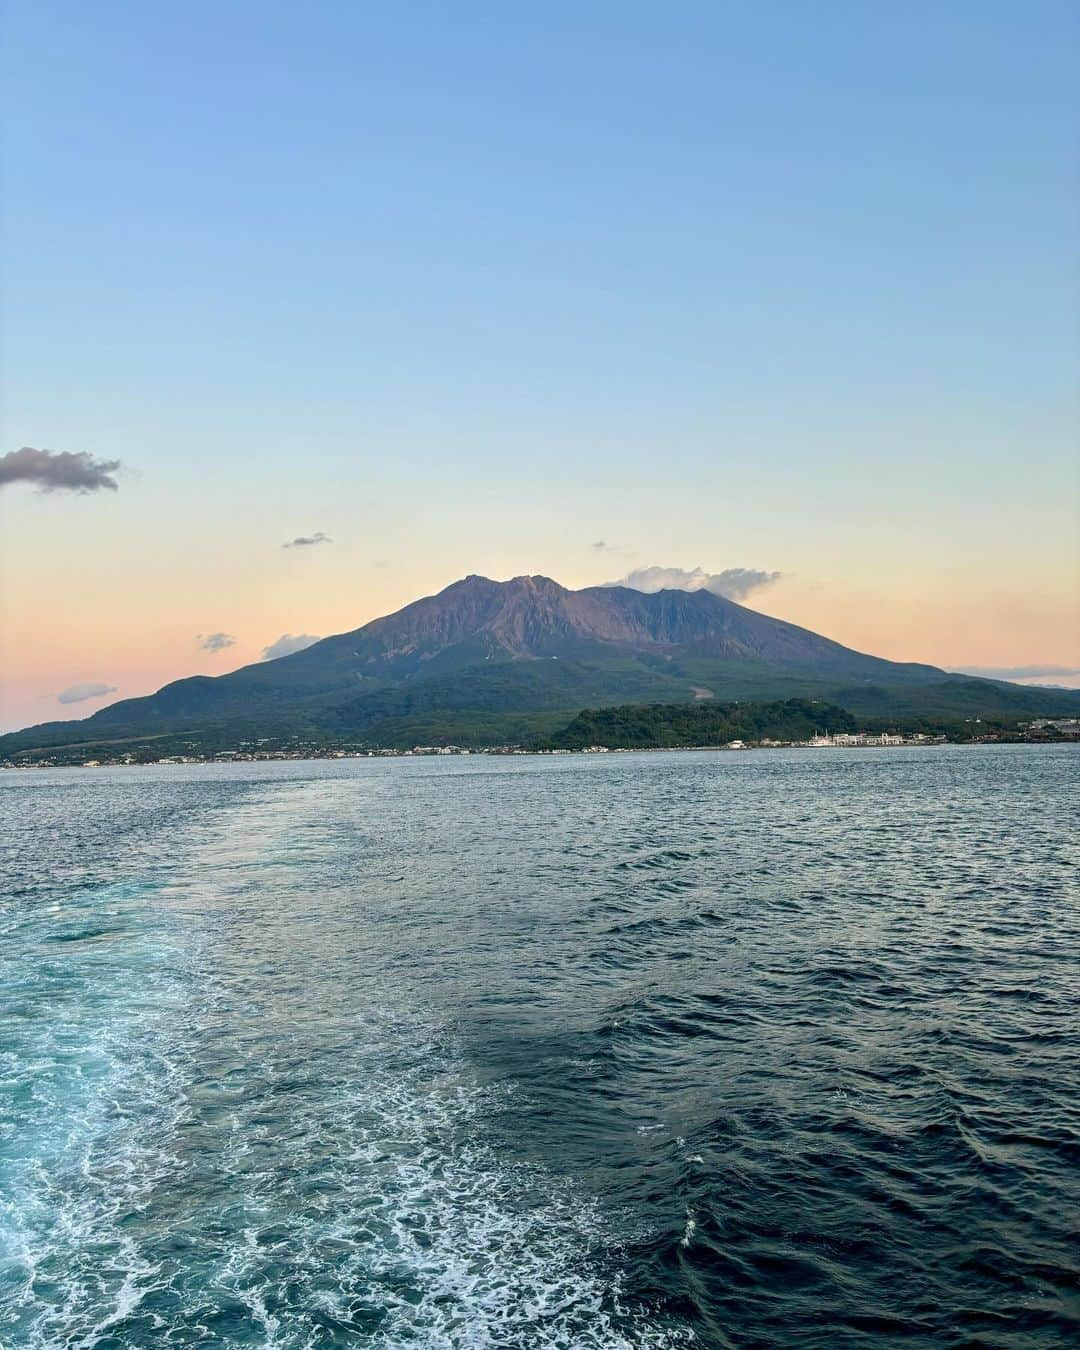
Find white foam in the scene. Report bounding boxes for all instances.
[2,776,696,1348]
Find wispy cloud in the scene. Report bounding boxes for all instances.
[607,564,783,602]
[198,632,236,653]
[951,664,1080,686]
[283,531,332,549]
[592,540,611,551]
[261,633,321,661]
[1,446,121,493]
[58,681,117,705]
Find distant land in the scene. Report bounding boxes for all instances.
[4,574,1079,760]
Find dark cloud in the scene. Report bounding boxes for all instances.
[0,446,121,493]
[198,632,236,653]
[261,633,321,661]
[592,540,611,551]
[58,682,117,705]
[607,565,783,602]
[283,531,332,549]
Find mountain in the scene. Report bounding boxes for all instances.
[5,575,1078,754]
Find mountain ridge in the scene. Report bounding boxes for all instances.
[4,574,1077,752]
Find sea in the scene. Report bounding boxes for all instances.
[0,746,1076,1348]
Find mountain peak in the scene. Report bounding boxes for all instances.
[507,573,569,594]
[7,569,1078,755]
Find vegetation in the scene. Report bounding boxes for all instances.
[541,699,859,749]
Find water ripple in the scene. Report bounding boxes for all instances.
[1,746,1077,1346]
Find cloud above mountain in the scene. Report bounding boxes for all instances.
[951,663,1080,687]
[607,565,782,602]
[262,633,321,661]
[1,446,121,493]
[283,531,332,549]
[58,682,117,704]
[199,632,236,653]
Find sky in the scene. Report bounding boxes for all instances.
[1,1,1078,730]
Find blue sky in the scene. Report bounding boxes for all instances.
[2,1,1078,726]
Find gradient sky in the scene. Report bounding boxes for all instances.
[2,1,1078,731]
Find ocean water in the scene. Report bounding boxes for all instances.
[0,747,1076,1348]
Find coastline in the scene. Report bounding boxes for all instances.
[3,735,1075,771]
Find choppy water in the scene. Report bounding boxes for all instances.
[1,747,1077,1348]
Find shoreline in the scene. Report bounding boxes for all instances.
[3,738,1076,770]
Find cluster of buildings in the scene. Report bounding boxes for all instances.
[1025,718,1080,738]
[804,731,908,747]
[575,732,937,753]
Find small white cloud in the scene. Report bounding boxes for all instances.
[607,565,783,602]
[58,681,117,705]
[262,633,322,661]
[198,632,236,653]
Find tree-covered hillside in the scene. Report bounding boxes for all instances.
[543,699,859,749]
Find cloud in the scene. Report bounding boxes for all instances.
[592,540,611,551]
[283,531,332,549]
[58,682,117,705]
[0,446,121,493]
[951,664,1080,686]
[198,632,236,653]
[607,565,783,602]
[261,633,322,661]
